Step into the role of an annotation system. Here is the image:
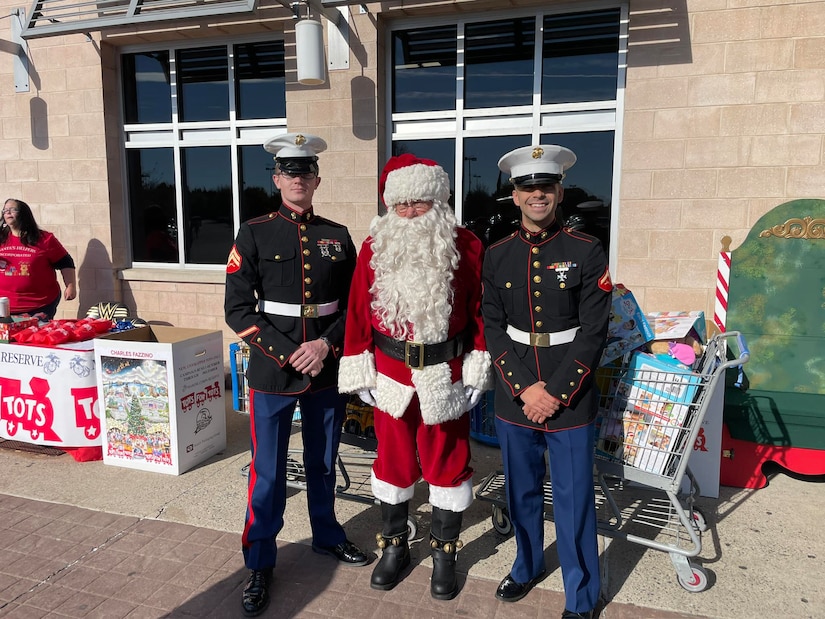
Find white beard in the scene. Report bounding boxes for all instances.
[369,204,460,344]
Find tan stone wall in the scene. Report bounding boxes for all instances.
[0,11,115,320]
[619,0,825,318]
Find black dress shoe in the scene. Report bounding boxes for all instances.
[562,610,596,619]
[242,568,272,617]
[494,571,547,602]
[312,540,370,566]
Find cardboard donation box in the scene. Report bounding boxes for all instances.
[94,326,226,475]
[600,285,655,365]
[0,341,100,447]
[596,352,701,476]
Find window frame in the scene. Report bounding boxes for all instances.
[386,2,628,267]
[118,33,288,270]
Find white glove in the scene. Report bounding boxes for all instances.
[464,386,483,412]
[357,388,377,407]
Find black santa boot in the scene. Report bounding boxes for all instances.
[430,506,463,600]
[370,501,411,590]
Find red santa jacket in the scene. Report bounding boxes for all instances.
[338,227,491,425]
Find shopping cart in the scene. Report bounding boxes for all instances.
[475,331,749,593]
[230,342,418,536]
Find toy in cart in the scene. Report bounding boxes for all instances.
[475,331,750,593]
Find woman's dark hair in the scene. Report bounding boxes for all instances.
[1,198,42,246]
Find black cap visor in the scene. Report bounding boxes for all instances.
[511,173,562,188]
[276,157,319,175]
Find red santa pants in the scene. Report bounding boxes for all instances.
[372,394,473,495]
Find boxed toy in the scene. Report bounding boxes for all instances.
[600,284,655,365]
[94,326,226,475]
[596,351,701,476]
[646,311,707,344]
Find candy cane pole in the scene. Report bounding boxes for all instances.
[714,236,732,333]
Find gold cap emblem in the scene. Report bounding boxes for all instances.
[531,147,544,159]
[294,134,307,146]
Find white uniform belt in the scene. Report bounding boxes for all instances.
[506,325,580,347]
[259,299,339,318]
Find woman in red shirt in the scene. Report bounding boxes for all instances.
[0,198,76,318]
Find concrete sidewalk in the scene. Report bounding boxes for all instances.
[0,400,822,618]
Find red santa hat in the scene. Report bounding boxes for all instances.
[379,153,451,207]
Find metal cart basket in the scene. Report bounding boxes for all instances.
[231,342,418,536]
[475,331,749,592]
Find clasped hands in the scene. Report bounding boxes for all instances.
[520,381,561,424]
[288,338,329,378]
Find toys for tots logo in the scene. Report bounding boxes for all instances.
[0,376,62,442]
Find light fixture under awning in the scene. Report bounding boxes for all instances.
[20,0,258,39]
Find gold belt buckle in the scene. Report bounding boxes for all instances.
[301,304,319,318]
[404,341,425,370]
[530,332,550,347]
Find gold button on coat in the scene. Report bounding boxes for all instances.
[304,291,312,298]
[303,249,310,256]
[533,275,542,283]
[533,261,541,268]
[304,263,311,270]
[505,282,512,288]
[560,282,566,289]
[536,321,543,327]
[532,247,539,254]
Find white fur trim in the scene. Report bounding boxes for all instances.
[337,351,377,393]
[429,478,474,512]
[461,349,493,392]
[383,163,451,208]
[410,363,465,425]
[375,373,416,419]
[371,470,415,505]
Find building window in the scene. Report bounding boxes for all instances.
[390,7,623,251]
[121,39,287,267]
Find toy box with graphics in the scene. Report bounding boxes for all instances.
[94,326,226,475]
[596,351,701,476]
[600,284,655,366]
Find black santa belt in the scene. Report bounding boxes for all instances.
[372,329,466,370]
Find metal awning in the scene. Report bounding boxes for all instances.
[19,0,357,39]
[20,0,259,39]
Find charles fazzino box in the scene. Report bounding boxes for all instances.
[94,326,226,475]
[600,284,655,366]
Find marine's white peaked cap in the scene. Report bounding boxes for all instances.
[497,144,577,186]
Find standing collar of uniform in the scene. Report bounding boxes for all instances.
[519,218,561,244]
[278,202,315,224]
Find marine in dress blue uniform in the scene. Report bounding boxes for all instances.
[225,133,368,618]
[481,144,612,619]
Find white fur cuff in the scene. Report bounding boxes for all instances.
[462,349,493,392]
[429,478,473,512]
[338,350,377,393]
[371,470,416,505]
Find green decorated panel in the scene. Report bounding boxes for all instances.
[724,199,825,450]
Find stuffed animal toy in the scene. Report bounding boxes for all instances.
[649,336,703,366]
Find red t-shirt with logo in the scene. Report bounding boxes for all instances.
[0,231,69,313]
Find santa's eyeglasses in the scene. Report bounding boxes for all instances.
[394,200,433,213]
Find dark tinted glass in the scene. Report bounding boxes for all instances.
[127,149,178,263]
[239,145,280,222]
[542,9,621,104]
[553,131,614,249]
[464,18,536,109]
[177,46,229,122]
[235,42,286,120]
[390,140,456,210]
[392,26,457,113]
[180,146,234,264]
[122,51,171,124]
[462,135,528,245]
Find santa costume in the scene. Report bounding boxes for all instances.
[338,153,492,599]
